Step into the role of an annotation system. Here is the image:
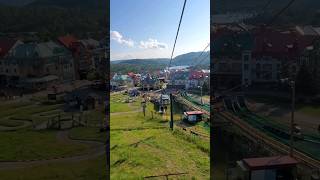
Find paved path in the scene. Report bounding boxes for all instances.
[0,130,105,170]
[111,110,142,116]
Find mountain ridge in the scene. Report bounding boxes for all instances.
[111,51,210,67]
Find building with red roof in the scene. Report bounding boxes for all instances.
[212,24,320,90]
[234,156,298,180]
[183,111,203,123]
[0,38,22,58]
[57,35,78,49]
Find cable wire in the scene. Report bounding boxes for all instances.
[168,0,188,69]
[268,0,296,26]
[190,43,210,67]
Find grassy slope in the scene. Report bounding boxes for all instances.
[110,94,210,179]
[70,127,106,142]
[0,130,90,161]
[0,155,106,180]
[0,97,106,179]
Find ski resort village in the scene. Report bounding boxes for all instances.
[0,34,107,179]
[110,64,211,179]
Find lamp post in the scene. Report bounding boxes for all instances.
[289,80,295,157]
[280,78,295,157]
[199,75,209,105]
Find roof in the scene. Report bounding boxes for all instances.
[141,74,156,85]
[296,26,320,36]
[185,111,203,115]
[189,71,206,80]
[212,32,254,55]
[170,71,189,80]
[211,13,254,24]
[212,27,316,59]
[58,35,78,49]
[80,38,100,48]
[0,38,19,58]
[112,74,131,81]
[242,156,298,170]
[253,29,317,59]
[13,41,70,59]
[160,94,170,100]
[127,72,135,78]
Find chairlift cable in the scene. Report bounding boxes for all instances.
[168,0,188,69]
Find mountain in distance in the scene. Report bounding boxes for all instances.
[212,0,320,14]
[0,0,106,10]
[172,51,209,66]
[112,58,170,65]
[27,0,106,10]
[112,51,210,67]
[0,0,34,6]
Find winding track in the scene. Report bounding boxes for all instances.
[0,130,105,170]
[178,93,320,168]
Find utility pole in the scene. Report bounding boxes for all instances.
[170,93,173,130]
[142,102,146,117]
[290,80,295,157]
[200,86,203,105]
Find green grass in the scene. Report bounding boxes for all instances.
[110,94,210,179]
[0,101,32,111]
[111,129,209,179]
[250,96,320,117]
[0,102,63,127]
[110,93,141,113]
[110,112,168,130]
[70,127,106,142]
[83,110,105,126]
[0,130,90,161]
[110,102,132,113]
[297,105,320,117]
[0,94,107,179]
[0,120,24,127]
[0,155,106,180]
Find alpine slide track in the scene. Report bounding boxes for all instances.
[173,92,320,170]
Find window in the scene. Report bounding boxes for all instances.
[263,64,272,71]
[256,72,261,79]
[256,63,261,70]
[243,54,249,61]
[244,64,249,71]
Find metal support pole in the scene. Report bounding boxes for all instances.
[143,103,146,117]
[170,93,173,130]
[290,81,295,157]
[201,86,203,105]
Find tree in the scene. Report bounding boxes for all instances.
[296,65,318,96]
[202,81,209,94]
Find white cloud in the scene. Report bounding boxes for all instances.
[110,30,134,47]
[139,38,168,49]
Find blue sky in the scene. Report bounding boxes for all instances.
[110,0,210,61]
